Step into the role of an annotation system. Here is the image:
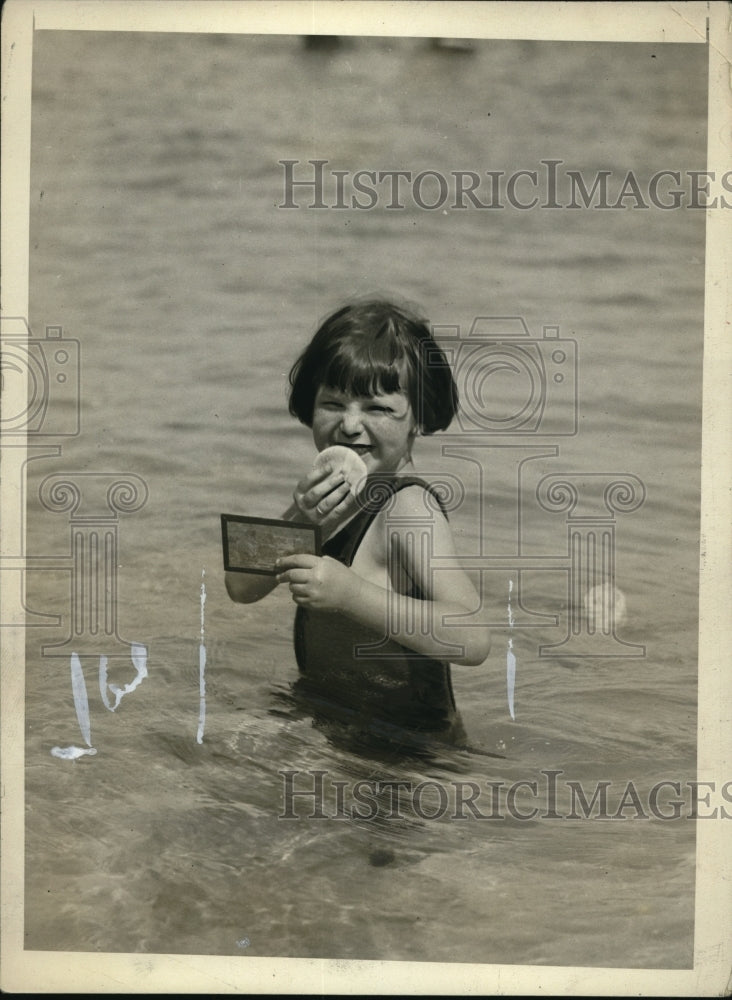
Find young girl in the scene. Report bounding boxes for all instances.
[225,299,489,742]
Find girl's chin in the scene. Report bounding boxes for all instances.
[365,457,412,475]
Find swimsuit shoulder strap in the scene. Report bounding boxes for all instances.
[323,474,448,567]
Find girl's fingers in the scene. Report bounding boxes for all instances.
[303,473,346,509]
[303,463,332,488]
[276,554,318,577]
[287,582,313,605]
[313,480,350,515]
[292,468,353,525]
[327,488,356,517]
[297,466,342,496]
[293,468,339,518]
[295,466,329,494]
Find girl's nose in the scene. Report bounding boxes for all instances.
[340,408,364,436]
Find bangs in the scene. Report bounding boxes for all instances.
[320,336,408,398]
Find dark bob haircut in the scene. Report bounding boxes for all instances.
[288,299,459,434]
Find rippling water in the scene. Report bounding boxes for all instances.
[23,31,706,966]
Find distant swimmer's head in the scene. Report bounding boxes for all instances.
[584,584,628,629]
[287,298,459,436]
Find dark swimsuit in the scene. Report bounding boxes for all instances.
[293,475,462,739]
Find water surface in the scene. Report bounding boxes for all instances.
[24,31,705,967]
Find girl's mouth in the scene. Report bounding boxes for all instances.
[343,444,372,455]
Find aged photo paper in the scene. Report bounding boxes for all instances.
[1,1,730,995]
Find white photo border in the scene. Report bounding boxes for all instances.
[1,1,729,995]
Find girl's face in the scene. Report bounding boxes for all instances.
[312,384,418,474]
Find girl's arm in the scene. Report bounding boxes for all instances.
[343,574,488,666]
[225,571,278,604]
[225,465,355,604]
[277,486,490,666]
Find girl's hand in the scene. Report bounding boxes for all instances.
[292,465,355,528]
[275,554,361,613]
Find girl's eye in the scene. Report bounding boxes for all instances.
[369,404,391,414]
